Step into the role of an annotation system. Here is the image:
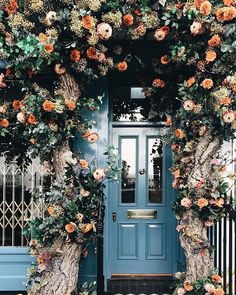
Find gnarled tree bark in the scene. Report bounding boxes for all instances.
[178,132,222,282]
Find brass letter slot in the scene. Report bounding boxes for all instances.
[127,209,157,220]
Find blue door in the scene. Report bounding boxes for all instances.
[109,126,175,275]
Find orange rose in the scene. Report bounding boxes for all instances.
[42,100,55,112]
[44,44,54,54]
[216,8,225,21]
[224,0,233,6]
[65,222,76,234]
[70,49,81,62]
[83,129,91,138]
[0,118,9,128]
[223,6,236,21]
[65,99,76,111]
[82,15,94,30]
[197,197,209,209]
[205,50,217,62]
[184,281,194,291]
[123,14,134,26]
[208,34,221,47]
[12,100,22,110]
[152,78,165,88]
[202,78,214,89]
[28,114,36,124]
[165,117,172,126]
[47,206,54,215]
[5,68,11,78]
[117,61,128,72]
[160,55,171,64]
[200,0,212,15]
[86,47,97,59]
[38,33,47,43]
[212,274,223,283]
[79,159,88,169]
[194,0,204,8]
[186,77,196,87]
[80,223,93,234]
[214,288,225,295]
[219,97,231,105]
[215,198,225,207]
[5,0,18,15]
[175,128,185,139]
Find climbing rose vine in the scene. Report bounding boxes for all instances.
[0,0,235,294]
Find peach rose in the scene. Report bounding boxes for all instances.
[183,100,195,111]
[202,78,214,89]
[175,128,185,139]
[200,0,212,15]
[208,34,221,47]
[93,169,106,181]
[79,159,89,169]
[65,99,76,111]
[214,288,224,295]
[117,61,128,72]
[197,197,209,209]
[80,223,94,233]
[212,274,223,283]
[205,283,216,293]
[154,29,166,41]
[181,197,192,209]
[97,23,112,40]
[223,111,235,123]
[87,132,100,143]
[0,118,9,128]
[206,50,217,62]
[42,100,55,112]
[184,281,193,291]
[44,44,54,54]
[190,21,203,36]
[82,15,94,30]
[65,222,76,234]
[186,77,196,87]
[219,97,231,106]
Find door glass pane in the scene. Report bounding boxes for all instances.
[121,138,136,203]
[148,138,163,203]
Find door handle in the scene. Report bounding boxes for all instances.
[139,168,145,175]
[112,211,116,222]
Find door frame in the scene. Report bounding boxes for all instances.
[104,121,178,284]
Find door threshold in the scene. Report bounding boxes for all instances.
[111,274,173,279]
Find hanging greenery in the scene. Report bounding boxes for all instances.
[0,0,235,294]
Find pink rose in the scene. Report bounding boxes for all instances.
[17,112,26,123]
[223,111,235,123]
[93,169,106,181]
[87,132,100,143]
[181,197,192,209]
[80,188,90,197]
[0,73,6,88]
[190,21,203,36]
[97,23,112,40]
[0,105,7,113]
[183,100,195,111]
[193,178,206,189]
[204,283,216,293]
[154,29,166,41]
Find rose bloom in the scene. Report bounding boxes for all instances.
[152,78,165,88]
[165,117,172,126]
[87,47,97,60]
[172,179,179,189]
[65,99,76,111]
[12,100,22,110]
[137,22,147,36]
[205,283,216,293]
[214,288,225,295]
[181,197,192,209]
[54,64,66,75]
[186,76,195,87]
[184,281,193,291]
[154,29,166,41]
[0,118,9,128]
[190,21,203,36]
[220,97,231,106]
[183,100,195,111]
[93,168,106,181]
[177,288,186,295]
[80,223,93,234]
[28,114,36,124]
[80,188,90,197]
[175,128,185,139]
[197,197,209,209]
[17,112,26,124]
[97,23,112,40]
[79,159,89,169]
[194,0,204,8]
[224,0,233,6]
[0,105,7,113]
[208,34,221,47]
[38,33,47,43]
[44,44,54,54]
[70,49,81,62]
[65,222,76,234]
[0,73,6,88]
[47,206,54,215]
[212,274,223,283]
[82,15,94,30]
[202,78,214,89]
[123,14,134,26]
[223,111,235,123]
[5,0,18,15]
[42,100,55,112]
[160,55,171,64]
[87,132,100,143]
[117,61,128,72]
[223,6,236,21]
[205,50,217,62]
[200,0,212,15]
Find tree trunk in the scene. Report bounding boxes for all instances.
[36,239,81,295]
[36,72,82,294]
[177,133,222,282]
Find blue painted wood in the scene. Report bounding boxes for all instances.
[109,127,175,274]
